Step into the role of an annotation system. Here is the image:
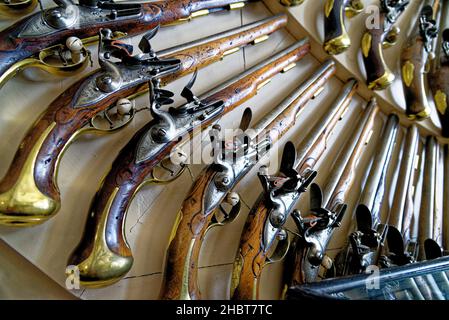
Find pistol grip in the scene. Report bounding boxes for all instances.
[68,183,135,288]
[67,136,149,287]
[323,0,351,55]
[0,122,63,226]
[160,168,218,300]
[401,40,431,120]
[68,122,174,287]
[231,198,270,300]
[361,16,395,90]
[0,77,107,226]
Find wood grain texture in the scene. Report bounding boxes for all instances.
[68,41,311,287]
[0,15,286,222]
[231,195,272,300]
[0,0,254,77]
[361,10,398,90]
[231,82,357,299]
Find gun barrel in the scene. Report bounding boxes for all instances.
[0,0,255,87]
[357,114,399,227]
[161,61,335,300]
[418,136,439,260]
[440,0,449,32]
[388,125,420,231]
[323,99,378,208]
[67,40,311,289]
[0,15,288,227]
[250,60,336,140]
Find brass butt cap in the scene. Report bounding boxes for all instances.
[69,255,134,289]
[0,197,60,227]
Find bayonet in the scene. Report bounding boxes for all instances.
[231,79,358,300]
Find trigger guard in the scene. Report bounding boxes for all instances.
[38,45,90,73]
[266,231,290,265]
[206,199,242,233]
[22,46,91,82]
[89,107,136,133]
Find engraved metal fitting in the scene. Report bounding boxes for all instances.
[93,26,181,95]
[134,72,223,164]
